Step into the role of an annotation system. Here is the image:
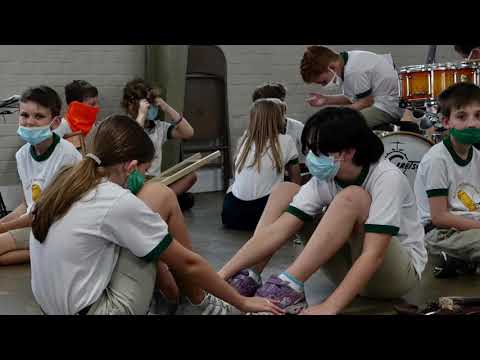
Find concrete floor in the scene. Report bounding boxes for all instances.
[2,191,480,315]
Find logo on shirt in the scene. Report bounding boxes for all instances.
[31,183,42,203]
[456,183,480,212]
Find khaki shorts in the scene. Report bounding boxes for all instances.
[361,107,399,129]
[299,216,419,299]
[86,248,157,315]
[9,227,31,250]
[424,228,480,262]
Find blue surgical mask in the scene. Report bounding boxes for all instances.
[305,151,341,181]
[17,121,54,145]
[147,105,159,121]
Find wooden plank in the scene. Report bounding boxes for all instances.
[156,153,202,179]
[64,132,86,156]
[154,151,221,186]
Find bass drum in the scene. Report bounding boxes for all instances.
[379,131,433,188]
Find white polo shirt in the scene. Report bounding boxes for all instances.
[30,180,172,315]
[52,117,72,138]
[286,117,305,162]
[288,160,427,278]
[144,121,174,177]
[232,134,299,201]
[342,51,404,120]
[15,133,83,213]
[414,137,480,225]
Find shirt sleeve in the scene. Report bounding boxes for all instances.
[284,135,299,165]
[420,158,449,198]
[158,121,174,144]
[101,193,173,262]
[364,170,407,236]
[287,178,333,222]
[349,71,373,100]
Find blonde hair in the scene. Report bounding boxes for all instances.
[31,115,155,243]
[235,98,286,174]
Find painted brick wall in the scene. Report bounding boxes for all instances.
[0,45,145,208]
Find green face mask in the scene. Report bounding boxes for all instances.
[127,169,145,195]
[450,128,480,144]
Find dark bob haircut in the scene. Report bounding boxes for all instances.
[301,107,384,167]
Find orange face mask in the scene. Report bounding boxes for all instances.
[65,101,100,136]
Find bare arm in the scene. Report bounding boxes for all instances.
[156,98,194,139]
[159,239,283,314]
[0,212,33,234]
[429,196,480,230]
[346,95,374,111]
[286,163,301,185]
[306,93,352,108]
[218,213,304,279]
[0,201,27,224]
[303,232,391,315]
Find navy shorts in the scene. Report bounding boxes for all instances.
[221,192,269,231]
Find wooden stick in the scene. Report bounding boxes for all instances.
[153,151,221,186]
[64,131,86,156]
[155,153,202,180]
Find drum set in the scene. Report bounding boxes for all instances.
[375,60,480,188]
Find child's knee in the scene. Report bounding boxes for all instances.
[138,182,177,209]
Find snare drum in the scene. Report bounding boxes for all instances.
[399,61,480,103]
[378,131,433,188]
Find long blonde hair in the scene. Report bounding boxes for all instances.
[31,115,155,243]
[235,98,286,174]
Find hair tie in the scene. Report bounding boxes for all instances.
[86,153,101,166]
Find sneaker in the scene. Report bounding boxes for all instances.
[176,293,242,315]
[227,269,262,297]
[178,192,195,211]
[254,275,307,314]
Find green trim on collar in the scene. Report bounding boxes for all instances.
[286,206,313,222]
[443,136,473,167]
[142,234,173,262]
[426,189,449,198]
[29,133,61,162]
[287,158,299,166]
[340,51,349,66]
[335,164,370,189]
[364,224,399,236]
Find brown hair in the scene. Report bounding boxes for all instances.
[252,83,287,102]
[236,99,286,174]
[437,82,480,118]
[31,114,155,242]
[65,80,98,105]
[21,85,62,117]
[121,78,161,117]
[300,46,340,83]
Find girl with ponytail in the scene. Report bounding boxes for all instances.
[30,114,283,315]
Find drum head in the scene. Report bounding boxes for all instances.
[380,132,433,187]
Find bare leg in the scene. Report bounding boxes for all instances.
[0,232,16,256]
[169,173,197,196]
[0,250,30,266]
[138,182,204,304]
[219,182,301,278]
[0,233,29,266]
[286,186,371,282]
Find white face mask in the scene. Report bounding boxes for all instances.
[320,68,343,95]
